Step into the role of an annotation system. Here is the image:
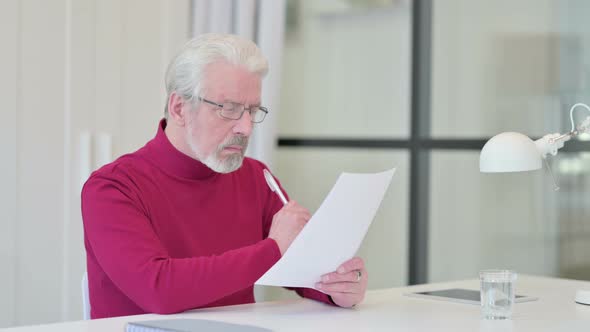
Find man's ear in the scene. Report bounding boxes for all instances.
[168,92,187,126]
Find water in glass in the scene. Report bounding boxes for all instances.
[479,270,517,320]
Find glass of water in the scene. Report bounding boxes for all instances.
[479,270,517,320]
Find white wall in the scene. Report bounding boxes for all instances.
[431,0,561,138]
[0,0,19,327]
[0,0,190,327]
[279,1,411,139]
[14,1,67,325]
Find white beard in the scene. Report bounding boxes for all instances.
[190,135,248,174]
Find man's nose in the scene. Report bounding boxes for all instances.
[233,111,253,137]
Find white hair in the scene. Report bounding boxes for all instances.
[164,33,269,119]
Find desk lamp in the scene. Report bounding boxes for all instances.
[479,103,590,306]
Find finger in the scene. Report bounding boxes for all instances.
[283,203,310,216]
[325,292,364,308]
[336,257,365,274]
[321,270,362,283]
[290,209,311,222]
[277,201,296,214]
[280,207,309,220]
[284,201,301,211]
[288,211,311,223]
[315,281,360,294]
[287,200,304,210]
[290,205,311,216]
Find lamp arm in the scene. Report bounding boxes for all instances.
[535,108,590,158]
[569,103,590,132]
[534,133,571,158]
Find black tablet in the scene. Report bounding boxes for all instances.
[405,288,537,305]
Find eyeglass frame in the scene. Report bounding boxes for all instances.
[197,96,268,123]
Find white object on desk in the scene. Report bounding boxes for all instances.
[256,168,395,288]
[126,318,271,332]
[575,289,590,305]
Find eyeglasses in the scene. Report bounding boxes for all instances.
[197,97,268,123]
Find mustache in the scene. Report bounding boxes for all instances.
[219,135,249,150]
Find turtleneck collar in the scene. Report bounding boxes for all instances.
[145,119,218,180]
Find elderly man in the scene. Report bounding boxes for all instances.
[82,33,368,319]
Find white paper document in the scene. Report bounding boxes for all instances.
[255,168,396,288]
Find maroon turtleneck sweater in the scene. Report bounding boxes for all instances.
[81,120,330,319]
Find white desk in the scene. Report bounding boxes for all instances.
[3,275,590,331]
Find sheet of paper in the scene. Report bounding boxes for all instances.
[255,168,396,288]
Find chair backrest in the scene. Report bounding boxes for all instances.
[82,271,91,320]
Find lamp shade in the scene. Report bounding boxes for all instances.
[479,132,542,172]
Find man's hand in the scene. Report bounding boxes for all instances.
[315,257,367,308]
[268,201,311,255]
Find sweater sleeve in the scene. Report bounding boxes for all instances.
[82,173,282,314]
[259,167,334,306]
